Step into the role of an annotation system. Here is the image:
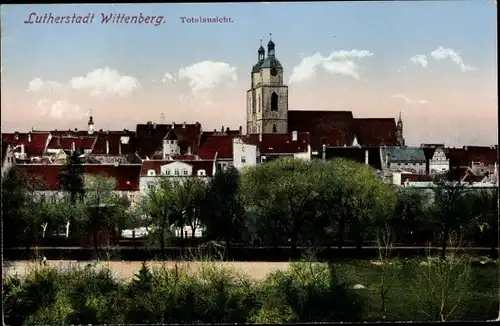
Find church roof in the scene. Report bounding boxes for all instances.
[287,111,400,150]
[260,56,282,69]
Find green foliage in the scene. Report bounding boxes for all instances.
[59,151,85,203]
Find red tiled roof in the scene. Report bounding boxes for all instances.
[46,136,96,151]
[202,128,243,137]
[401,174,433,183]
[198,135,236,159]
[92,131,136,155]
[353,118,399,147]
[135,122,202,158]
[2,132,50,156]
[15,164,141,191]
[140,160,214,177]
[288,110,355,149]
[445,148,468,167]
[242,133,310,154]
[465,146,498,166]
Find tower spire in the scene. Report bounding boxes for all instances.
[267,33,275,57]
[258,39,265,61]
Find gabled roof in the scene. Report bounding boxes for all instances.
[15,164,141,191]
[353,118,399,147]
[382,147,426,162]
[2,132,51,156]
[242,133,310,154]
[198,135,237,159]
[324,146,382,170]
[288,110,355,149]
[91,131,136,155]
[46,136,96,151]
[140,159,214,177]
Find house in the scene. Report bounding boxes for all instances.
[428,146,449,175]
[15,164,141,204]
[139,159,215,194]
[381,147,426,174]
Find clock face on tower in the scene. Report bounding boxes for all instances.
[271,67,278,76]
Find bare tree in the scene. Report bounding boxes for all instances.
[410,233,472,322]
[376,221,394,321]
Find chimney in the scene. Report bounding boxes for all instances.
[28,132,32,142]
[259,133,262,142]
[226,127,230,134]
[239,126,242,135]
[213,128,217,135]
[365,149,369,165]
[20,143,25,154]
[119,141,122,155]
[221,126,224,134]
[72,141,76,152]
[322,144,326,161]
[187,146,192,155]
[14,132,19,140]
[106,138,110,154]
[153,122,156,129]
[171,122,175,129]
[75,128,78,131]
[292,130,298,141]
[183,121,186,128]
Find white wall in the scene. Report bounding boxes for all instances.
[1,145,15,179]
[388,162,426,174]
[233,138,258,170]
[429,147,449,174]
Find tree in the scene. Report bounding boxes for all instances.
[59,150,85,204]
[430,176,468,259]
[82,175,129,255]
[140,178,175,256]
[315,159,396,249]
[392,188,432,245]
[203,167,245,254]
[166,177,207,243]
[467,189,498,256]
[240,158,319,254]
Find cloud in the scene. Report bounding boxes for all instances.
[70,67,141,97]
[289,49,373,83]
[408,54,428,68]
[430,47,475,72]
[36,98,84,120]
[393,94,429,105]
[26,78,62,92]
[161,72,176,83]
[178,60,237,92]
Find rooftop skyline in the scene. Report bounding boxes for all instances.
[1,2,497,146]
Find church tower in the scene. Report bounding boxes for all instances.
[396,112,405,146]
[88,115,95,135]
[246,35,288,134]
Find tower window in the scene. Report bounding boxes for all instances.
[271,92,278,111]
[272,124,277,133]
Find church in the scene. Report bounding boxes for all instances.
[245,37,405,153]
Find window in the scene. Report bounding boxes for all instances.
[241,156,246,163]
[271,92,278,111]
[147,182,155,189]
[166,170,171,176]
[241,145,245,152]
[272,124,277,133]
[147,169,156,176]
[198,169,206,176]
[183,169,188,176]
[174,169,180,176]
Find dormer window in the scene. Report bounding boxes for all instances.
[147,169,156,176]
[197,169,206,176]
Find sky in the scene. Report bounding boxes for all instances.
[1,1,497,147]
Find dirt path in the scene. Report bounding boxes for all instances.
[3,261,292,281]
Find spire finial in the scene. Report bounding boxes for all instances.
[269,33,272,41]
[260,39,263,46]
[89,108,92,116]
[398,111,402,121]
